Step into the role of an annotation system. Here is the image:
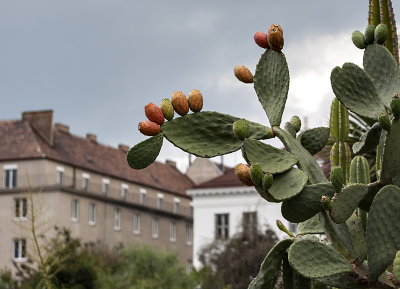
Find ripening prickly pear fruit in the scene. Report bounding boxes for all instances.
[188,89,203,112]
[390,93,400,119]
[171,91,189,116]
[232,119,250,140]
[364,25,375,44]
[250,163,263,187]
[351,30,367,49]
[145,102,165,125]
[290,116,301,132]
[160,99,174,121]
[284,122,296,137]
[349,156,370,184]
[235,164,253,186]
[393,251,400,282]
[138,121,160,136]
[374,23,388,44]
[234,65,253,83]
[262,172,273,191]
[254,32,269,49]
[378,112,391,131]
[267,24,284,52]
[330,166,344,193]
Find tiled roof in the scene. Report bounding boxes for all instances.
[0,118,194,196]
[194,167,243,189]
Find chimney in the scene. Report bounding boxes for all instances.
[86,133,97,143]
[55,123,70,134]
[118,144,130,153]
[22,110,54,145]
[166,159,177,168]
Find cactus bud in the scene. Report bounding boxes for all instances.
[321,195,332,211]
[234,164,253,186]
[254,31,269,49]
[284,122,296,137]
[233,119,250,140]
[330,166,344,193]
[145,102,165,125]
[374,23,388,44]
[160,98,174,121]
[351,30,367,49]
[234,65,254,83]
[267,24,284,52]
[378,112,391,131]
[390,93,400,119]
[138,121,161,136]
[290,116,301,132]
[171,91,189,116]
[364,24,375,44]
[276,220,295,237]
[188,89,203,112]
[262,172,273,191]
[250,163,263,187]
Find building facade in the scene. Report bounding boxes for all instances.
[0,110,194,273]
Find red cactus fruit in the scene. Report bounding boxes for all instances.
[267,24,284,52]
[145,102,165,125]
[254,32,269,49]
[171,91,189,116]
[138,121,160,136]
[188,90,203,112]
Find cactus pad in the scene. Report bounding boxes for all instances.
[297,215,324,235]
[367,185,400,282]
[331,63,385,119]
[161,111,272,157]
[288,239,353,278]
[346,214,366,261]
[381,118,400,181]
[242,138,298,174]
[127,133,164,169]
[268,168,308,201]
[297,127,330,155]
[352,122,381,154]
[254,49,290,126]
[281,182,334,223]
[318,274,363,289]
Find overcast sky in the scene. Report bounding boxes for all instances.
[1,1,397,172]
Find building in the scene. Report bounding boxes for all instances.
[187,161,293,268]
[0,110,194,273]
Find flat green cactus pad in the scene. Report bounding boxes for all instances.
[248,239,293,289]
[363,44,400,107]
[367,185,400,282]
[242,138,298,174]
[268,168,308,201]
[330,184,369,224]
[127,133,164,170]
[297,127,330,156]
[281,182,334,223]
[318,274,363,289]
[346,214,366,261]
[297,215,324,235]
[288,239,353,279]
[161,111,273,157]
[381,118,400,181]
[352,122,381,154]
[331,63,385,119]
[254,49,290,126]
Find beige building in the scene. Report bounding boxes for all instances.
[0,110,194,272]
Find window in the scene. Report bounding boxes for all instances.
[113,208,121,230]
[133,214,140,235]
[14,198,27,219]
[4,165,17,188]
[139,188,146,205]
[102,179,110,196]
[243,212,258,236]
[170,223,176,242]
[157,193,164,209]
[215,213,229,239]
[56,166,64,186]
[89,203,96,225]
[121,184,128,200]
[71,199,79,222]
[186,225,192,245]
[173,198,180,214]
[13,238,26,261]
[152,218,158,238]
[82,173,90,192]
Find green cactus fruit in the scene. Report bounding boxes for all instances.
[290,116,301,132]
[349,156,370,184]
[378,112,391,131]
[330,166,344,193]
[284,121,296,137]
[330,141,351,183]
[250,163,263,187]
[329,98,349,142]
[351,30,367,49]
[393,251,400,283]
[364,24,375,44]
[233,118,250,140]
[390,93,400,119]
[262,172,273,191]
[160,98,174,121]
[374,23,388,44]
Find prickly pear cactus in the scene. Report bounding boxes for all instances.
[127,2,400,287]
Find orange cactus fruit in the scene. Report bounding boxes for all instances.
[188,89,203,112]
[145,102,165,125]
[234,163,254,186]
[138,121,160,136]
[254,32,269,49]
[234,65,254,83]
[267,24,284,52]
[171,91,189,116]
